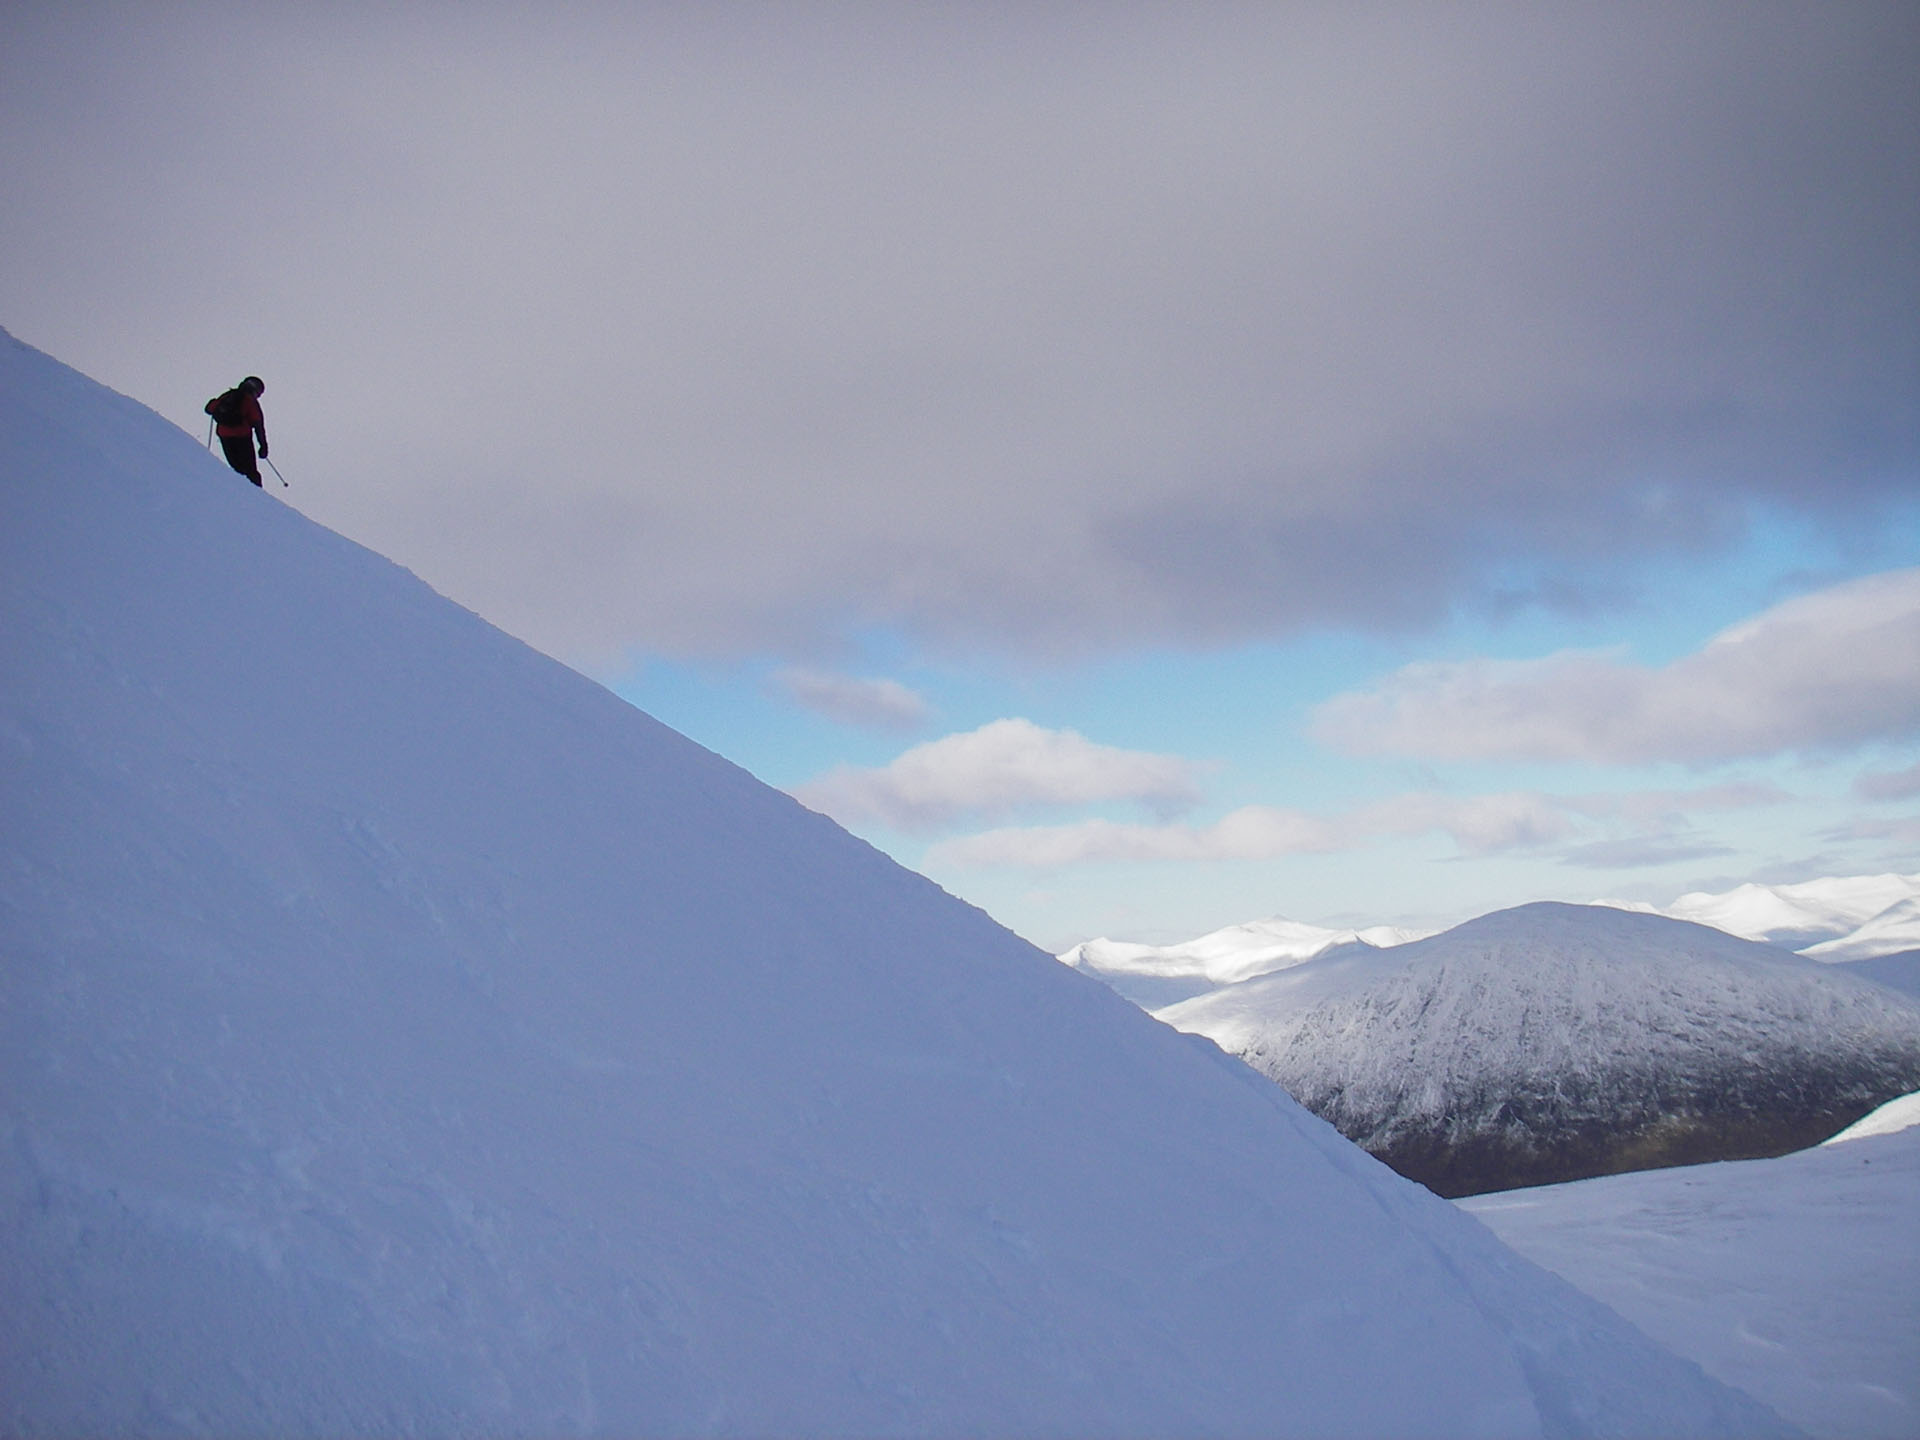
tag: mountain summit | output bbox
[0,330,1788,1437]
[1161,902,1920,1196]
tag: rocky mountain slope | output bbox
[1159,902,1920,1196]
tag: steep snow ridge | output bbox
[1061,916,1429,1008]
[1159,902,1920,1197]
[0,329,1792,1437]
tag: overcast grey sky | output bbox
[4,2,1914,668]
[5,3,1917,945]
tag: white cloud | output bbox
[930,807,1339,868]
[1556,837,1736,870]
[1855,762,1920,803]
[1312,569,1920,765]
[1822,814,1920,849]
[775,668,931,732]
[792,719,1204,833]
[5,8,1913,664]
[1562,783,1793,826]
[1355,791,1576,856]
[929,781,1793,872]
[931,791,1574,869]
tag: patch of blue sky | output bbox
[926,829,1517,951]
[613,657,863,786]
[1441,497,1920,667]
[614,490,1919,952]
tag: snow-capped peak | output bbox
[1593,872,1920,950]
[1059,914,1431,1008]
[1587,872,1920,962]
[1158,901,1920,1196]
[1802,896,1920,962]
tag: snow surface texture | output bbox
[1159,903,1920,1197]
[1463,1124,1920,1440]
[1829,950,1920,999]
[0,329,1797,1437]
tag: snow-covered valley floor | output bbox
[1461,1118,1920,1440]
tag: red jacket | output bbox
[209,392,265,443]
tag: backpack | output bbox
[205,389,248,427]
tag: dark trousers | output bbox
[219,433,262,486]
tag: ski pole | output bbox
[263,455,289,488]
[206,416,215,449]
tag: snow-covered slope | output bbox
[1061,916,1428,1008]
[1463,1124,1920,1440]
[1830,948,1920,998]
[0,329,1795,1437]
[1159,902,1920,1197]
[1822,1089,1920,1144]
[1803,896,1920,961]
[1596,874,1920,950]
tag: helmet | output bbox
[241,376,265,395]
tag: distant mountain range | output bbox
[1061,871,1920,1005]
[1153,903,1920,1196]
[1598,872,1920,956]
[1059,918,1432,1008]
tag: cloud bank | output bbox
[1313,569,1920,765]
[2,5,1913,663]
[775,668,931,732]
[928,790,1573,869]
[1855,763,1920,803]
[929,783,1790,872]
[794,718,1203,833]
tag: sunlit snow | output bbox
[1465,1124,1919,1440]
[0,328,1797,1437]
[1822,1090,1920,1145]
